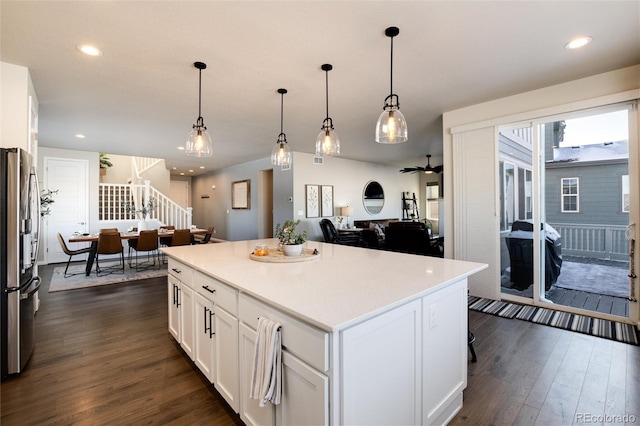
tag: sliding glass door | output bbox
[500,104,636,321]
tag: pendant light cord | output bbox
[325,69,329,119]
[389,34,394,96]
[280,91,284,134]
[198,67,203,119]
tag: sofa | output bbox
[383,221,443,257]
[353,218,399,248]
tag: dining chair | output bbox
[159,225,175,247]
[170,229,192,246]
[129,229,160,271]
[95,231,125,276]
[99,227,118,233]
[192,226,214,244]
[57,233,92,277]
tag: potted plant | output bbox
[99,153,113,176]
[275,219,307,256]
[124,197,156,231]
[40,189,59,217]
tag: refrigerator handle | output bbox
[31,168,41,260]
[20,277,41,300]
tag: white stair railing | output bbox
[99,181,192,228]
[132,156,164,180]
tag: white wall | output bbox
[292,152,418,241]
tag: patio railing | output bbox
[98,180,192,228]
[548,222,629,261]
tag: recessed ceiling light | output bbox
[77,44,103,56]
[565,36,592,50]
[180,172,185,176]
[75,134,85,139]
[188,170,194,173]
[172,167,177,170]
[199,166,205,169]
[177,146,185,151]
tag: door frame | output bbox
[43,157,89,264]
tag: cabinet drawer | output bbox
[168,258,193,286]
[239,294,329,372]
[194,271,238,316]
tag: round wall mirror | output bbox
[363,181,384,214]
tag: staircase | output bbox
[99,180,192,228]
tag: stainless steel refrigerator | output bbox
[1,147,41,380]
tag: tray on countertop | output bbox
[250,248,320,263]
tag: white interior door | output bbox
[44,157,89,264]
[170,180,189,209]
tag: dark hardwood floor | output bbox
[1,264,242,425]
[2,264,639,425]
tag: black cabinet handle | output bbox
[202,285,216,294]
[176,287,181,307]
[209,309,215,338]
[172,268,181,274]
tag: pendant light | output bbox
[185,61,213,157]
[315,64,340,157]
[271,88,292,168]
[375,27,408,144]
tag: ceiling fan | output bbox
[399,155,443,174]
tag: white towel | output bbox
[250,317,282,406]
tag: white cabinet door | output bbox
[180,283,194,360]
[168,276,180,341]
[276,351,329,426]
[340,299,421,426]
[215,306,239,412]
[239,323,275,426]
[194,292,215,383]
[422,279,467,425]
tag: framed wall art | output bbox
[305,184,319,218]
[321,185,334,217]
[232,179,250,209]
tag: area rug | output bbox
[468,296,639,346]
[49,264,168,292]
[552,261,629,298]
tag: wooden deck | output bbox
[547,287,629,317]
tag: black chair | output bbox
[57,233,92,277]
[319,219,362,246]
[192,226,214,244]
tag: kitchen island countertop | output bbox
[162,238,487,332]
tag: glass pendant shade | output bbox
[315,119,340,157]
[271,133,291,167]
[186,118,213,157]
[375,100,408,144]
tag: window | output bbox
[500,161,516,230]
[426,183,439,220]
[622,175,629,213]
[561,177,579,212]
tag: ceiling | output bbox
[2,1,639,176]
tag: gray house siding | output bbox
[545,161,628,226]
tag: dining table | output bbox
[68,228,209,276]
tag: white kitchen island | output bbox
[163,239,487,426]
